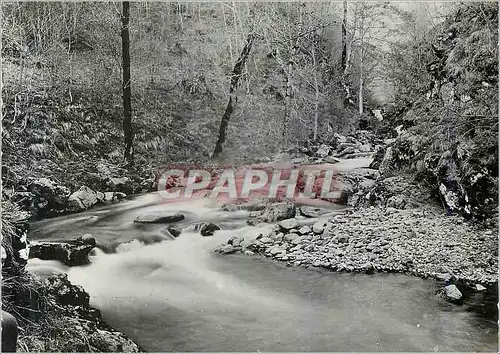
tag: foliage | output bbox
[382,2,498,220]
[1,2,366,168]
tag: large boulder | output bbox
[67,186,98,212]
[378,136,420,176]
[134,212,185,224]
[250,199,296,224]
[430,149,497,219]
[107,177,134,195]
[29,236,97,266]
[221,197,273,212]
[27,178,71,217]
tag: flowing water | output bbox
[26,158,498,352]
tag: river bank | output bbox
[215,202,498,290]
[12,273,143,353]
[1,199,144,352]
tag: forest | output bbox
[1,1,498,352]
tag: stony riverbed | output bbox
[215,204,498,287]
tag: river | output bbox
[26,158,498,352]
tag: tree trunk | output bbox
[341,1,355,108]
[213,34,255,158]
[282,60,293,143]
[311,42,319,142]
[270,49,294,145]
[358,69,364,115]
[358,7,365,116]
[121,1,133,162]
[341,1,347,71]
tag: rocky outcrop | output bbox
[26,178,71,217]
[7,176,130,220]
[42,274,143,352]
[374,134,498,221]
[134,212,185,224]
[346,175,431,210]
[44,273,91,307]
[29,235,97,266]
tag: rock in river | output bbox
[436,285,463,304]
[475,284,487,292]
[29,236,97,266]
[200,222,221,236]
[250,199,296,224]
[134,212,185,224]
[167,226,181,238]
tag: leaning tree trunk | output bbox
[122,1,133,162]
[212,34,255,158]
